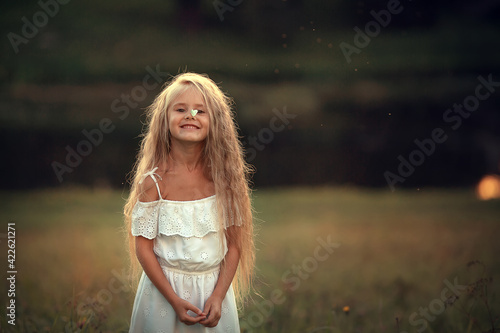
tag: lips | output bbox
[180,124,200,129]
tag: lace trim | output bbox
[131,197,227,239]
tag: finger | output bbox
[200,313,210,326]
[185,303,205,317]
[182,314,206,325]
[201,318,220,328]
[179,302,206,325]
[200,312,220,327]
[202,302,212,317]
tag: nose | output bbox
[185,109,198,119]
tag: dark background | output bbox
[1,0,499,190]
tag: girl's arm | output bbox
[200,226,240,327]
[135,236,207,325]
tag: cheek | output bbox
[168,113,180,128]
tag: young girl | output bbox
[124,73,254,332]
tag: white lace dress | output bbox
[129,170,240,333]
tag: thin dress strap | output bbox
[138,167,163,199]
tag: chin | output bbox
[174,135,207,143]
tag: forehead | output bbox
[171,86,205,108]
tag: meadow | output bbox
[0,187,499,332]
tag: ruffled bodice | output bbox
[131,195,220,239]
[131,195,228,273]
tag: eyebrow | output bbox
[172,102,205,108]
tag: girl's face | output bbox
[168,87,209,145]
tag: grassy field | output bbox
[0,187,499,332]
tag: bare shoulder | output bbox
[138,175,160,202]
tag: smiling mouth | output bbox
[181,124,200,129]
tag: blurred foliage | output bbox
[1,0,500,188]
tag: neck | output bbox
[169,139,205,171]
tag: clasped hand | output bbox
[172,296,222,328]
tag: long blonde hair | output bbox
[124,72,255,304]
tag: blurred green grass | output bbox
[0,187,499,332]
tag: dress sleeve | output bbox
[131,201,159,239]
